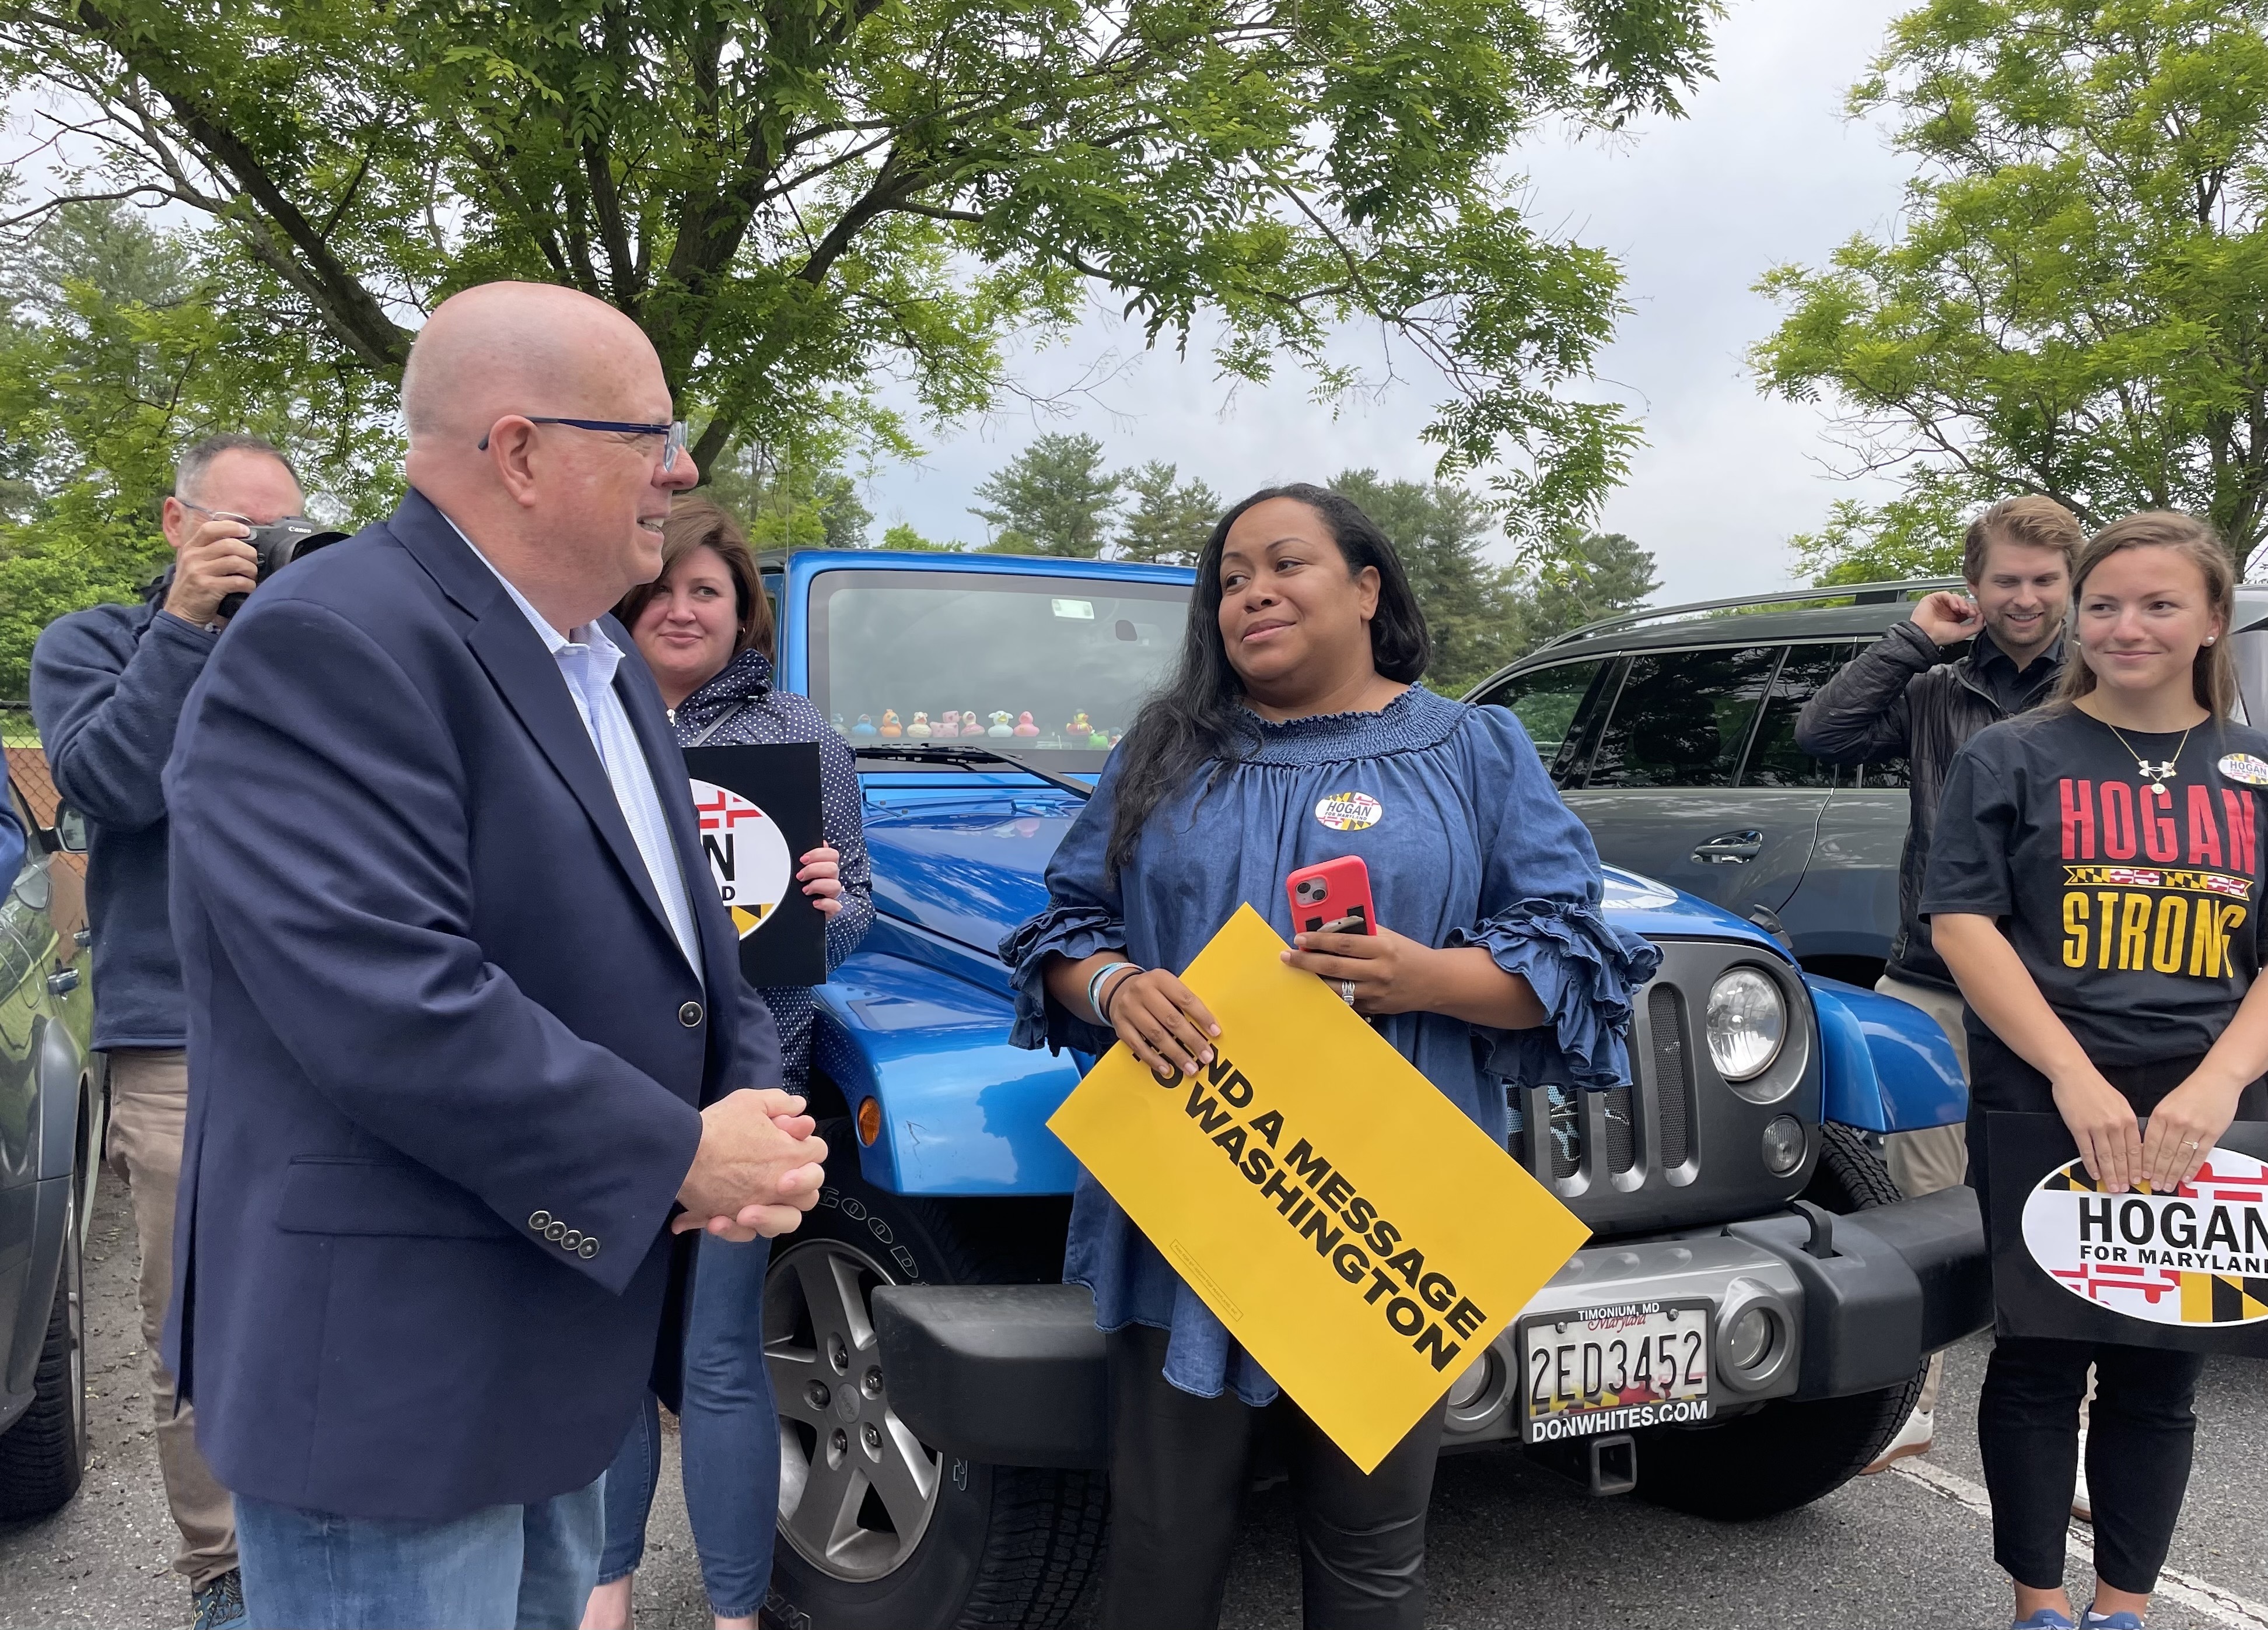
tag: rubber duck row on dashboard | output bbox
[843,709,1058,739]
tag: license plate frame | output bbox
[1517,1298,1714,1443]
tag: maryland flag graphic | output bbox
[688,779,793,940]
[2022,1149,2268,1328]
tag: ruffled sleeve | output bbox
[998,749,1130,1055]
[1452,706,1661,1091]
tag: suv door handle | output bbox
[1692,830,1765,864]
[47,966,80,997]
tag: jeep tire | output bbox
[1636,1124,1928,1520]
[764,1119,1104,1629]
[0,1163,88,1519]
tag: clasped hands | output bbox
[676,1088,830,1241]
[2052,1065,2243,1196]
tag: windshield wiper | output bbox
[852,742,1094,800]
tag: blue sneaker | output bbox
[191,1569,246,1630]
[2013,1613,2076,1630]
[2082,1614,2145,1629]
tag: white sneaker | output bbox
[1863,1406,1934,1473]
[2073,1429,2092,1523]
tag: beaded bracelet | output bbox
[1086,961,1138,1023]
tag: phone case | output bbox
[1286,856,1377,937]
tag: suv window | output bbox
[1581,647,1781,788]
[1742,642,1847,788]
[1473,658,1612,772]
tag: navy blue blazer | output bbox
[162,489,782,1521]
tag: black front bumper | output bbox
[874,1186,1991,1470]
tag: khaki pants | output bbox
[106,1049,237,1589]
[1874,976,1972,1417]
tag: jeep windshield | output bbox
[808,567,1191,770]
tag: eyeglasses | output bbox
[477,417,690,472]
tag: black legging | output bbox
[1966,1035,2261,1594]
[1099,1323,1445,1630]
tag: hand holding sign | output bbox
[1050,905,1591,1471]
[2138,1068,2249,1194]
[1987,1112,2268,1355]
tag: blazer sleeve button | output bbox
[546,1221,568,1242]
[579,1238,600,1259]
[529,1210,551,1231]
[562,1229,583,1249]
[678,1000,704,1028]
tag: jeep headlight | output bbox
[1705,968,1784,1083]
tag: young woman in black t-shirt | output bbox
[1924,511,2268,1630]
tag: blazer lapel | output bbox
[386,493,681,951]
[466,613,682,951]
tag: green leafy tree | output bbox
[1115,461,1220,565]
[971,433,1121,556]
[701,441,874,551]
[0,0,1721,535]
[0,198,398,696]
[1754,0,2268,576]
[880,521,964,552]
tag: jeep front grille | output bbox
[1500,940,1821,1238]
[1650,984,1692,1171]
[1602,1086,1636,1175]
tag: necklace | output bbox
[2096,715,2196,801]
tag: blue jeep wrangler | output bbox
[750,549,1992,1630]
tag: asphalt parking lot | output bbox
[5,1170,2265,1629]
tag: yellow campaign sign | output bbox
[1048,903,1592,1472]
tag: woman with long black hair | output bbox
[1926,511,2268,1630]
[1002,484,1657,1629]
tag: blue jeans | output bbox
[233,1475,604,1629]
[600,1230,778,1618]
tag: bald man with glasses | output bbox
[160,282,827,1629]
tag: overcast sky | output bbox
[863,0,1919,604]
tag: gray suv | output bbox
[1466,579,2268,987]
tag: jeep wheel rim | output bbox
[766,1238,942,1582]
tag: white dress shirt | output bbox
[449,520,704,981]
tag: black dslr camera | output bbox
[217,519,351,618]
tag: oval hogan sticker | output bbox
[1314,791,1382,832]
[2218,753,2268,787]
[2021,1147,2268,1328]
[689,778,794,939]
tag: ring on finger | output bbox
[1338,979,1357,1005]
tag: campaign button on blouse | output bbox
[2218,752,2268,787]
[679,1000,704,1028]
[1314,790,1383,832]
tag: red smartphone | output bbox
[1286,856,1377,938]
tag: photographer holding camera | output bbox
[27,432,313,1630]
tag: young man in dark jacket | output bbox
[27,432,306,1630]
[1795,493,2081,1473]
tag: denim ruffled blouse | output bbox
[999,685,1659,1404]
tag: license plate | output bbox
[1518,1299,1714,1442]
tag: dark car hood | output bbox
[862,794,1783,962]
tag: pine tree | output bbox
[1115,461,1221,565]
[970,434,1121,557]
